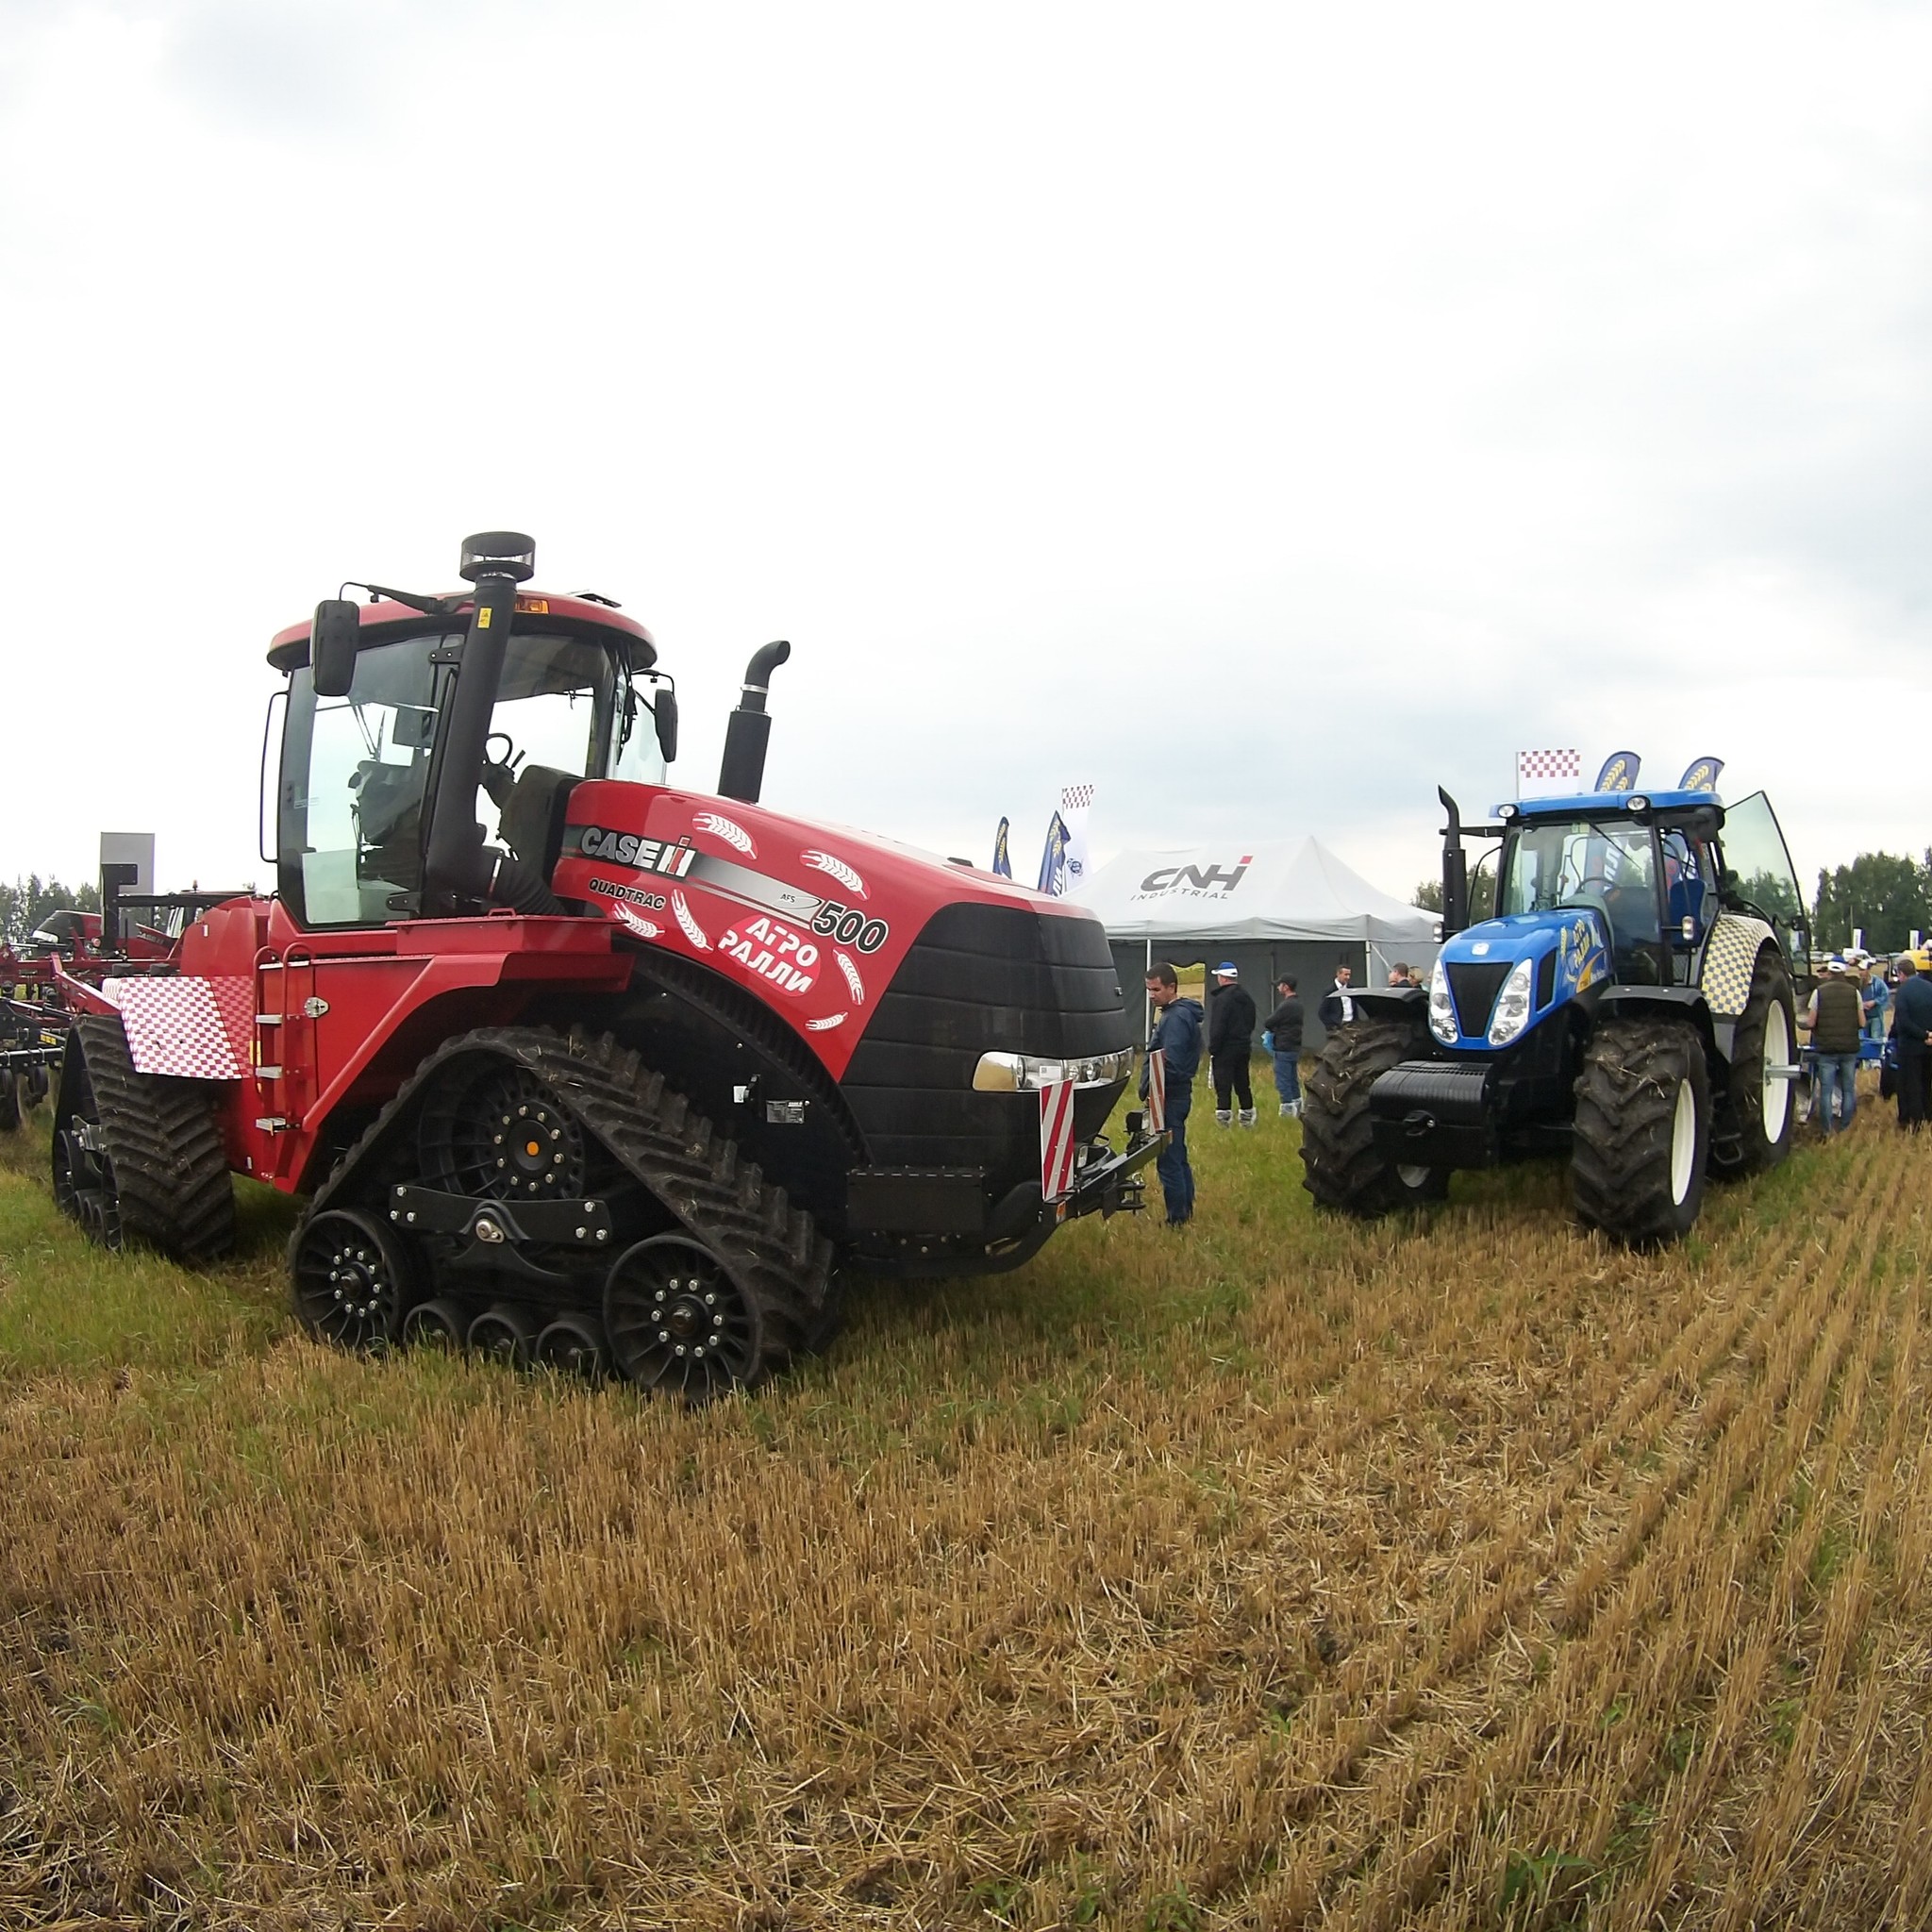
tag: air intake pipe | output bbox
[717,641,791,805]
[423,532,534,913]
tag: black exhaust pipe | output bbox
[1438,786,1470,938]
[717,641,791,805]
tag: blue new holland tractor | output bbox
[1301,768,1809,1245]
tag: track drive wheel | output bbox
[291,1208,413,1351]
[50,1015,236,1262]
[605,1234,764,1401]
[1572,1018,1710,1247]
[1707,947,1797,1179]
[1300,1015,1450,1217]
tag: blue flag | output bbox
[1677,756,1724,793]
[1594,751,1641,792]
[992,817,1012,878]
[1036,812,1071,896]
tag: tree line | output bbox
[0,875,101,950]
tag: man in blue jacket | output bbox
[1140,960,1202,1224]
[1890,955,1932,1130]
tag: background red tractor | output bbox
[28,533,1158,1394]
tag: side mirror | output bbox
[654,686,679,764]
[311,599,362,697]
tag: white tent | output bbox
[1078,837,1437,952]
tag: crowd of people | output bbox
[1802,948,1932,1134]
[1137,945,1926,1227]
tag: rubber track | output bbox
[303,1024,833,1374]
[1300,1015,1438,1216]
[1571,1015,1707,1244]
[72,1014,236,1264]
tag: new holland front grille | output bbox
[1446,960,1513,1038]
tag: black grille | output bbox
[1446,960,1512,1038]
[842,903,1132,1182]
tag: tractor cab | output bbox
[267,535,677,930]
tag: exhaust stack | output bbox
[717,641,791,804]
[1438,786,1470,938]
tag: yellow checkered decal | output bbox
[1700,914,1772,1017]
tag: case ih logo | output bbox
[1134,855,1254,900]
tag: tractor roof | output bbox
[268,593,656,673]
[1493,788,1725,822]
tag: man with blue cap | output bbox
[1208,961,1258,1127]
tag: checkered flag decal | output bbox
[1517,748,1581,799]
[1059,783,1094,811]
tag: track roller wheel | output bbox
[291,1208,412,1351]
[605,1233,763,1400]
[468,1303,538,1366]
[535,1315,608,1378]
[402,1297,466,1352]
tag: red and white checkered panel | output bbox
[1059,783,1095,812]
[100,976,250,1080]
[1517,747,1581,799]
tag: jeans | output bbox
[1814,1053,1857,1134]
[1156,1108,1194,1224]
[1273,1050,1301,1106]
[1867,1008,1889,1047]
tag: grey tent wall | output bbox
[1109,939,1377,1051]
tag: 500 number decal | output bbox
[809,901,889,951]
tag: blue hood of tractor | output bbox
[1433,909,1610,1048]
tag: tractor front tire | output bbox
[1301,1016,1449,1218]
[1572,1018,1709,1247]
[1707,947,1797,1179]
[52,1016,237,1264]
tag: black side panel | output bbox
[842,904,1133,1188]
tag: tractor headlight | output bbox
[972,1046,1136,1092]
[1487,957,1536,1046]
[1428,958,1457,1045]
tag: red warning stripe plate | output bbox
[1039,1079,1078,1202]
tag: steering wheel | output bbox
[481,731,524,809]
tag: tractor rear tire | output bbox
[1707,947,1797,1179]
[1301,1016,1450,1218]
[52,1016,236,1263]
[1572,1018,1709,1247]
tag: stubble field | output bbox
[2,1082,1929,1930]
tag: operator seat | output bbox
[499,763,582,879]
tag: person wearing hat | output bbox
[1858,953,1890,1049]
[1804,956,1863,1136]
[1264,974,1306,1118]
[1207,961,1258,1127]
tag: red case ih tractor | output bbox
[30,534,1159,1394]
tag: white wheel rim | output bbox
[1761,1003,1790,1140]
[1396,1163,1433,1190]
[1670,1078,1697,1206]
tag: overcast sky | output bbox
[2,1,1926,907]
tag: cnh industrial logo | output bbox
[1134,855,1254,899]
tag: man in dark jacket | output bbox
[1264,974,1306,1118]
[1207,962,1258,1127]
[1890,955,1932,1131]
[1317,961,1356,1033]
[1140,961,1202,1224]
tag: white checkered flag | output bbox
[1516,747,1581,801]
[1058,782,1093,895]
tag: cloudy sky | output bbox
[2,1,1926,908]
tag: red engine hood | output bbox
[552,781,1101,1078]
